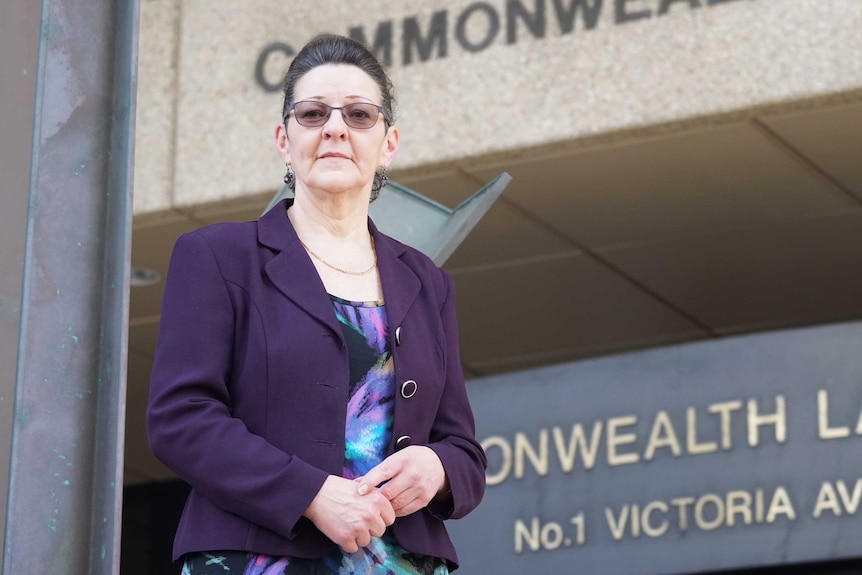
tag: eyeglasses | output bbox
[285,100,388,130]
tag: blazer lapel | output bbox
[372,220,421,330]
[258,200,344,341]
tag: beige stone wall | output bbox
[133,0,862,216]
[134,0,180,219]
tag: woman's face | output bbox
[276,64,398,200]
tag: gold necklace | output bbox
[300,235,377,276]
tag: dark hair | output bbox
[281,34,396,126]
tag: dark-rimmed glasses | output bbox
[285,100,388,130]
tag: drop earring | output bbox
[283,164,295,190]
[370,166,389,202]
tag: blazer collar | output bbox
[258,199,421,337]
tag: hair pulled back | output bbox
[281,35,396,126]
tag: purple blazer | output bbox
[146,199,486,569]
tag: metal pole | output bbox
[0,0,42,550]
[2,0,139,573]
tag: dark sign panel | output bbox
[450,321,862,574]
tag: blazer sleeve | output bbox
[426,271,487,520]
[146,231,328,539]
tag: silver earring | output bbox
[283,165,295,190]
[370,167,389,202]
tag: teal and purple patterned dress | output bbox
[182,296,448,575]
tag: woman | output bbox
[146,34,486,574]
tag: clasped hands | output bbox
[304,445,448,552]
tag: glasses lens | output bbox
[293,101,330,127]
[291,101,382,129]
[342,103,380,129]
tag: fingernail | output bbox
[357,484,369,495]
